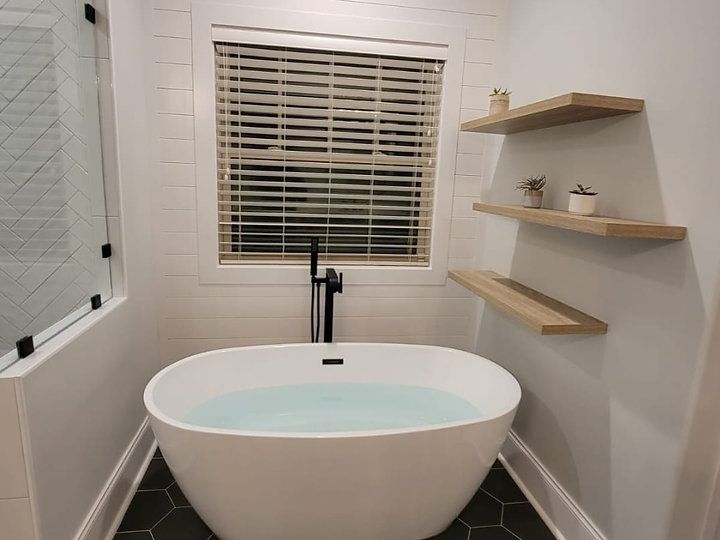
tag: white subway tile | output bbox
[465,39,495,64]
[163,316,308,339]
[461,85,491,110]
[448,257,475,270]
[157,113,194,139]
[157,138,195,163]
[463,61,495,86]
[153,36,192,64]
[451,217,479,239]
[161,277,308,298]
[0,379,28,499]
[155,89,193,115]
[457,131,486,154]
[153,9,192,38]
[344,0,500,16]
[449,237,476,259]
[155,62,193,90]
[164,297,308,319]
[452,196,479,218]
[155,162,196,187]
[454,175,483,197]
[465,14,497,39]
[335,297,472,318]
[460,107,488,123]
[455,153,484,176]
[161,186,196,210]
[0,498,34,540]
[163,296,472,320]
[160,209,197,232]
[161,232,198,255]
[162,254,198,276]
[163,315,468,340]
[153,0,191,11]
[334,316,468,339]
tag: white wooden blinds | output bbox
[214,41,444,265]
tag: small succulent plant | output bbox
[490,87,511,96]
[516,174,547,191]
[569,184,597,195]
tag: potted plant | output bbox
[489,88,511,115]
[516,174,547,208]
[568,184,598,215]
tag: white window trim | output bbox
[192,3,465,285]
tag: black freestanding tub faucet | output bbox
[309,238,343,343]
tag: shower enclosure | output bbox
[0,1,111,371]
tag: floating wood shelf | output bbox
[474,203,686,240]
[449,270,608,335]
[461,93,644,134]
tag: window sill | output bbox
[198,262,450,286]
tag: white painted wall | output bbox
[475,0,720,539]
[0,1,160,538]
[149,0,504,365]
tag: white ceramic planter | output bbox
[489,95,510,115]
[522,190,543,208]
[568,193,597,215]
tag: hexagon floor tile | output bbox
[114,451,555,540]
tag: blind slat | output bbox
[215,40,443,266]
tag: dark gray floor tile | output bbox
[114,533,153,540]
[491,459,504,469]
[167,481,190,507]
[139,458,174,490]
[154,447,163,458]
[458,489,502,527]
[117,490,173,532]
[481,469,527,503]
[152,507,213,540]
[503,502,555,540]
[469,525,521,539]
[424,519,470,539]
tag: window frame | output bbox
[192,3,465,285]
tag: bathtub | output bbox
[144,343,521,540]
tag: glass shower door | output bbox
[0,1,112,371]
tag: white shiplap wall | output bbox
[150,0,501,364]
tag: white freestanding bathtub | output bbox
[144,343,521,540]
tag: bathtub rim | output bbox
[144,342,521,440]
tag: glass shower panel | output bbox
[0,1,112,370]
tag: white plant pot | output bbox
[568,193,597,215]
[489,95,510,115]
[522,190,543,208]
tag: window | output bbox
[214,42,444,267]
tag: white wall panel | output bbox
[149,0,504,363]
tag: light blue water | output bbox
[184,383,481,432]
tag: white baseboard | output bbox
[76,418,156,540]
[500,430,605,540]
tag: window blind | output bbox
[214,41,444,266]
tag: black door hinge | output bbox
[16,336,34,359]
[101,243,111,258]
[90,294,102,310]
[84,3,96,24]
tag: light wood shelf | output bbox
[461,93,644,134]
[449,270,608,335]
[474,203,686,240]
